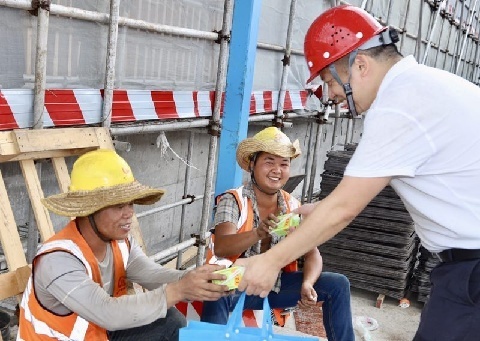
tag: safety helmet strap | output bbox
[328,50,359,118]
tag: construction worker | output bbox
[18,149,229,341]
[236,5,480,341]
[201,127,354,340]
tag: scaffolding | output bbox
[0,0,479,300]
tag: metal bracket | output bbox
[29,0,51,16]
[281,54,290,66]
[214,29,231,44]
[207,119,221,137]
[182,194,196,204]
[191,233,207,247]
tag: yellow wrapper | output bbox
[212,266,245,290]
[269,213,301,237]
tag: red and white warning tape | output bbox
[0,89,308,130]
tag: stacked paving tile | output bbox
[410,245,440,303]
[315,145,419,300]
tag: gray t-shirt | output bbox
[34,236,186,331]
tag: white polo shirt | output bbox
[345,55,480,253]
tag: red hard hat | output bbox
[304,5,387,83]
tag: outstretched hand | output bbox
[168,264,230,304]
[235,254,281,298]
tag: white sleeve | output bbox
[345,109,436,178]
[34,251,171,331]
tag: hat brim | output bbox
[42,181,164,217]
[236,138,301,171]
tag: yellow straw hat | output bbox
[42,149,164,217]
[236,127,301,171]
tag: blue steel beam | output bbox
[215,0,262,196]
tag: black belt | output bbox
[436,248,480,262]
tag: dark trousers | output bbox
[108,307,187,341]
[414,259,480,341]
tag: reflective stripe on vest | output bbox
[18,222,130,340]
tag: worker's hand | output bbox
[256,213,279,239]
[297,282,318,309]
[293,203,317,217]
[235,254,281,298]
[170,264,230,304]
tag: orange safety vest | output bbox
[18,220,130,341]
[207,186,300,272]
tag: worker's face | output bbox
[93,203,134,240]
[319,57,369,114]
[251,152,290,192]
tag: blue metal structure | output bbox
[214,0,262,196]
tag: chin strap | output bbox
[328,51,359,118]
[88,214,112,242]
[250,172,279,196]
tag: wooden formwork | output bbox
[0,127,142,306]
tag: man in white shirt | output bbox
[236,5,480,341]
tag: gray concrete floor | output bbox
[275,286,423,340]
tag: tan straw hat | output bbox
[236,127,301,171]
[42,149,164,217]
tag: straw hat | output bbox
[236,127,301,171]
[42,149,164,217]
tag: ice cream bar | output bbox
[269,213,301,237]
[212,266,245,290]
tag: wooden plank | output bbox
[0,270,29,301]
[20,159,55,241]
[95,127,115,149]
[52,157,70,193]
[0,148,94,164]
[0,170,27,271]
[15,265,32,295]
[130,215,146,253]
[14,128,100,153]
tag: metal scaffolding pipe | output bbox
[275,0,297,124]
[257,42,303,55]
[0,0,217,40]
[28,1,50,262]
[456,0,480,74]
[196,0,233,268]
[110,112,319,136]
[307,123,323,202]
[102,0,120,128]
[32,4,50,129]
[0,0,309,55]
[452,1,466,73]
[422,0,447,65]
[136,194,205,218]
[301,122,315,204]
[151,237,197,263]
[176,131,195,268]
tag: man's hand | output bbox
[166,264,230,306]
[256,213,279,239]
[235,254,281,297]
[297,282,318,309]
